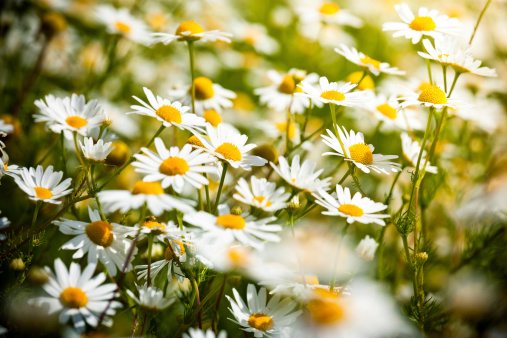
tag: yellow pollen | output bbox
[215,143,242,161]
[360,56,381,69]
[438,53,450,58]
[187,135,208,147]
[203,109,222,127]
[278,75,296,94]
[131,181,164,195]
[66,116,88,129]
[376,103,397,119]
[155,105,182,124]
[159,157,190,176]
[60,287,88,309]
[348,143,373,165]
[319,2,340,15]
[193,77,215,100]
[175,21,205,36]
[216,214,246,230]
[4,163,7,171]
[409,16,436,31]
[320,90,345,102]
[276,122,296,139]
[115,21,131,33]
[248,313,274,331]
[165,240,186,260]
[417,85,447,104]
[295,275,320,285]
[338,204,364,217]
[307,297,344,324]
[34,187,52,199]
[85,221,114,247]
[346,71,374,91]
[143,220,165,230]
[252,196,272,207]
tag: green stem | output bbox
[329,104,347,156]
[469,0,493,44]
[285,96,294,154]
[60,131,68,177]
[401,234,417,296]
[188,41,196,114]
[426,59,433,85]
[204,173,211,212]
[73,131,86,169]
[330,223,350,289]
[27,201,42,257]
[197,188,203,211]
[443,65,447,93]
[191,277,202,329]
[301,100,312,139]
[147,235,153,286]
[350,166,367,196]
[213,163,228,215]
[447,72,460,98]
[385,168,403,206]
[338,167,351,185]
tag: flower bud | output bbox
[252,144,278,164]
[105,141,130,166]
[355,235,378,261]
[287,196,300,211]
[10,258,25,271]
[415,252,428,265]
[27,266,49,285]
[231,206,242,215]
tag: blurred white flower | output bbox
[96,5,151,45]
[355,235,379,261]
[335,44,405,76]
[271,155,331,193]
[79,137,114,162]
[152,20,232,45]
[126,284,175,312]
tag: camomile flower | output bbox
[297,77,365,107]
[401,132,437,174]
[129,87,206,134]
[397,85,470,110]
[231,21,279,55]
[334,44,405,76]
[0,211,10,241]
[313,185,389,225]
[183,328,227,338]
[34,94,105,139]
[296,1,362,28]
[233,176,290,212]
[270,155,331,193]
[356,235,379,261]
[197,123,267,171]
[55,206,137,276]
[197,243,261,275]
[382,3,462,44]
[134,219,188,243]
[322,128,401,174]
[168,77,236,113]
[14,165,72,204]
[79,137,114,163]
[1,146,20,180]
[260,271,340,299]
[132,138,216,193]
[226,283,302,338]
[151,20,232,45]
[30,259,121,332]
[184,205,282,250]
[98,180,194,216]
[126,285,175,312]
[95,5,150,45]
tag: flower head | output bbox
[335,44,405,76]
[297,77,365,107]
[126,284,175,312]
[14,165,72,204]
[96,5,151,44]
[233,176,290,212]
[152,20,232,44]
[79,137,115,162]
[270,155,331,193]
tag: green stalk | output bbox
[73,131,86,169]
[469,0,493,44]
[188,41,196,114]
[426,59,433,85]
[27,201,42,257]
[204,173,211,212]
[213,163,228,215]
[443,65,447,93]
[147,234,154,286]
[338,167,351,185]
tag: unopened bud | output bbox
[415,252,428,265]
[227,275,242,287]
[105,141,130,166]
[28,266,49,284]
[231,206,242,215]
[288,196,300,211]
[252,144,278,164]
[10,258,25,271]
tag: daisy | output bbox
[296,1,362,28]
[55,206,137,276]
[398,85,470,110]
[126,284,175,312]
[79,137,114,163]
[134,219,188,243]
[183,328,227,338]
[260,270,340,299]
[1,145,20,180]
[334,44,405,76]
[132,138,216,193]
[321,128,401,174]
[226,283,302,337]
[95,5,150,45]
[260,118,300,144]
[270,155,331,193]
[34,94,105,139]
[14,165,72,204]
[233,176,290,212]
[297,77,365,107]
[30,259,121,332]
[151,20,232,45]
[313,185,389,225]
[231,21,279,55]
[0,211,10,241]
[382,3,462,44]
[355,235,378,261]
[401,132,437,174]
[98,180,194,216]
[197,123,267,171]
[197,243,260,274]
[129,87,206,134]
[183,205,282,250]
[168,77,236,113]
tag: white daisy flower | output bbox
[382,3,462,44]
[98,180,194,216]
[313,185,389,226]
[355,235,379,261]
[183,205,282,250]
[34,94,105,139]
[79,137,114,163]
[401,132,437,174]
[297,77,365,107]
[134,219,188,243]
[14,165,72,204]
[168,77,236,113]
[260,272,338,299]
[321,128,401,175]
[126,284,175,312]
[198,123,267,171]
[296,1,363,28]
[334,44,405,76]
[197,243,260,274]
[55,206,137,276]
[231,21,279,55]
[132,138,216,193]
[1,146,20,180]
[398,85,470,110]
[30,259,121,332]
[0,120,14,134]
[95,5,151,45]
[0,211,10,241]
[270,155,331,193]
[233,176,290,212]
[226,283,302,338]
[183,328,227,338]
[152,20,232,45]
[129,87,206,134]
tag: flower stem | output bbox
[188,41,196,114]
[338,167,351,184]
[213,163,228,215]
[469,0,493,44]
[27,201,42,257]
[425,59,433,85]
[442,65,447,93]
[73,131,86,169]
[147,234,153,287]
[204,173,211,212]
[191,277,202,329]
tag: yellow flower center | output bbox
[155,105,182,124]
[320,90,345,102]
[159,157,190,176]
[295,275,320,285]
[348,143,373,165]
[34,187,52,199]
[360,56,381,69]
[278,75,296,94]
[193,77,215,100]
[409,16,436,31]
[164,240,186,260]
[248,313,274,331]
[319,2,340,15]
[65,116,88,129]
[307,290,344,325]
[438,53,450,58]
[346,71,374,91]
[215,143,242,161]
[115,21,131,33]
[227,247,249,267]
[338,204,364,217]
[203,109,222,127]
[60,287,88,309]
[175,21,205,36]
[376,103,397,119]
[143,220,165,230]
[187,135,206,147]
[216,214,246,230]
[417,85,447,104]
[276,122,296,139]
[131,181,165,195]
[85,221,114,247]
[252,196,272,207]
